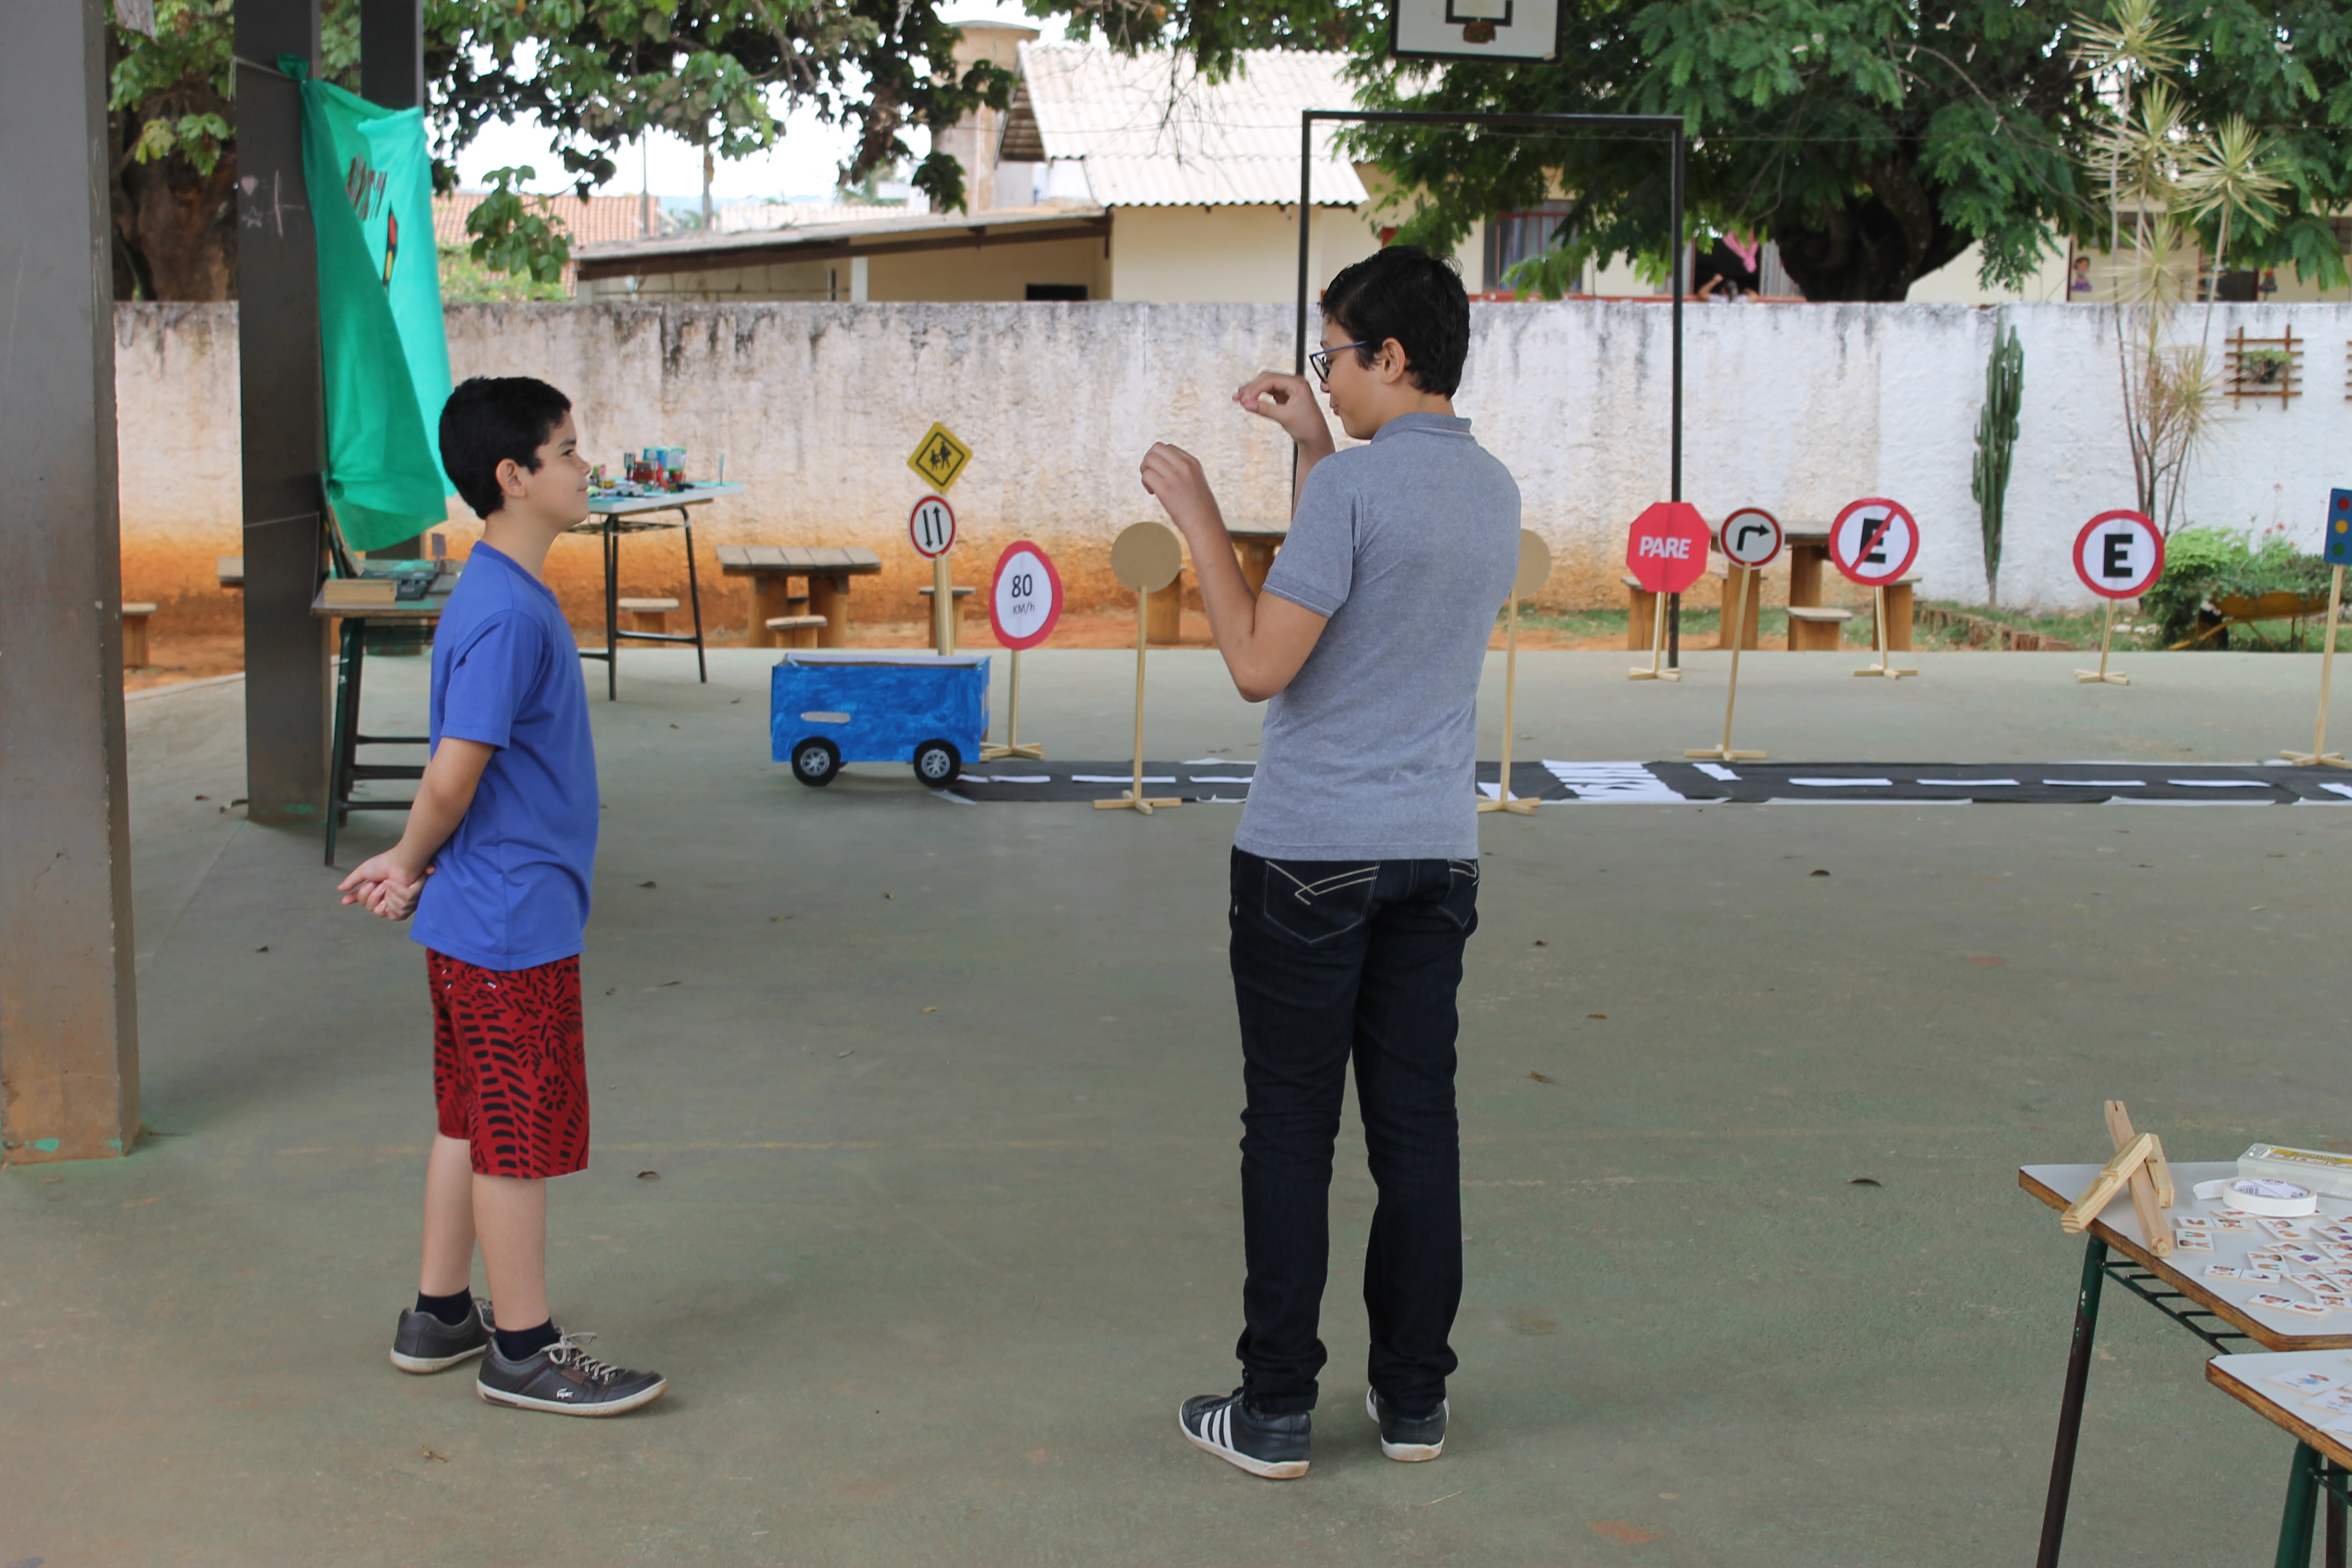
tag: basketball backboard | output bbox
[1389,0,1563,62]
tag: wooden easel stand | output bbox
[2282,564,2351,767]
[2073,598,2131,685]
[1095,589,1180,813]
[1852,584,1917,679]
[1629,583,1681,681]
[932,554,954,656]
[1479,592,1538,814]
[981,646,1044,761]
[1688,562,1766,762]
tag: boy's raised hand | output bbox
[1140,442,1223,539]
[1234,372,1333,453]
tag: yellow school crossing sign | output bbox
[907,422,973,491]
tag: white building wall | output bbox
[113,299,2352,630]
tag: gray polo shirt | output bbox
[1234,412,1521,862]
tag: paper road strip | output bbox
[1789,777,1893,787]
[1915,778,2021,786]
[2044,778,2146,787]
[1181,758,1251,766]
[2327,785,2352,801]
[1188,776,1257,784]
[959,775,1050,784]
[1692,763,1740,781]
[2166,778,2272,788]
[1070,775,1177,783]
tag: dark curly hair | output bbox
[1320,244,1470,398]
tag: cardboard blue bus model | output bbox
[771,650,989,788]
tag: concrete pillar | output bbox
[236,0,330,825]
[0,0,141,1162]
[360,0,423,109]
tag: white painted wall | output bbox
[115,299,2352,630]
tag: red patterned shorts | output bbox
[428,950,590,1179]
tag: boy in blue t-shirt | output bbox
[337,376,666,1417]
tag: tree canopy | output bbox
[107,0,1011,300]
[1036,0,2352,302]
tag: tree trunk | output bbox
[1770,158,1972,302]
[115,149,238,301]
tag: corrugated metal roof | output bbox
[1005,45,1365,208]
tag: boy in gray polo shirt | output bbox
[1140,246,1520,1479]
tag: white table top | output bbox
[2209,1351,2352,1466]
[585,482,744,517]
[2024,1162,2352,1348]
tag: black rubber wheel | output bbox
[790,737,841,787]
[911,739,962,788]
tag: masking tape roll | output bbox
[2193,1176,2319,1216]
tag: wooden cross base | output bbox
[1628,667,1683,682]
[1685,746,1766,761]
[2073,669,2131,685]
[1477,795,1539,815]
[1093,791,1181,814]
[2280,749,2352,769]
[981,742,1044,760]
[2056,1099,2175,1255]
[1852,663,1918,679]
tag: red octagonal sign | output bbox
[1625,502,1711,594]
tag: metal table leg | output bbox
[2037,1236,2109,1568]
[2278,1442,2322,1568]
[324,616,364,867]
[603,517,618,701]
[681,513,707,683]
[2329,1456,2346,1568]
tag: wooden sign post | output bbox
[1097,522,1184,814]
[2070,510,2164,687]
[908,494,959,655]
[1480,530,1551,815]
[1828,497,1919,680]
[1689,507,1781,763]
[982,540,1062,761]
[2283,488,2352,767]
[2056,1100,2173,1255]
[1625,502,1709,682]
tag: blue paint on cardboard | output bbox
[771,652,989,766]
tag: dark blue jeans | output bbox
[1228,846,1478,1418]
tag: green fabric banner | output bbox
[287,58,455,552]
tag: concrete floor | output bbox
[8,646,2352,1566]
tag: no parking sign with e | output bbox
[1830,498,1919,586]
[2072,510,2164,598]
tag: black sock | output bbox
[494,1319,560,1362]
[414,1288,474,1327]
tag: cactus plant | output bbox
[1972,322,2023,606]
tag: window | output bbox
[1025,284,1087,302]
[1484,202,1579,294]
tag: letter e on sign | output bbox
[1829,498,1919,588]
[2071,510,2163,599]
[909,495,957,559]
[989,540,1064,650]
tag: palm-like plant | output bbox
[2180,115,2288,339]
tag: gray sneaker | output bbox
[390,1297,493,1374]
[1366,1387,1447,1461]
[476,1330,668,1417]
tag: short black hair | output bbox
[439,375,573,520]
[1320,245,1471,398]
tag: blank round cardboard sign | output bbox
[1513,530,1552,599]
[1112,520,1183,592]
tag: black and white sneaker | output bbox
[1366,1388,1447,1461]
[390,1297,493,1374]
[1178,1389,1311,1479]
[476,1330,668,1417]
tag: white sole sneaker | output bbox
[1177,1404,1310,1479]
[390,1343,488,1374]
[477,1376,668,1417]
[1368,1390,1446,1461]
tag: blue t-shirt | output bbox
[411,543,598,970]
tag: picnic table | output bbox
[714,545,884,649]
[573,482,744,699]
[1228,520,1288,594]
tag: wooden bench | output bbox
[216,556,244,590]
[1622,573,1658,651]
[1788,605,1852,651]
[715,545,885,649]
[122,602,156,667]
[764,614,828,648]
[1883,573,1921,652]
[618,596,679,634]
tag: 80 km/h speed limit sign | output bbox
[1830,497,1919,587]
[989,541,1064,650]
[2071,509,2164,599]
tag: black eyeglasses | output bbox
[1308,340,1372,383]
